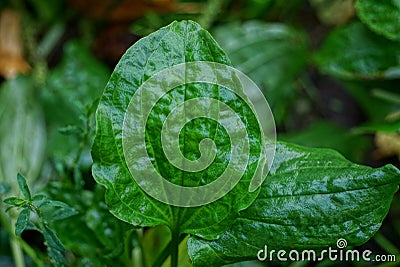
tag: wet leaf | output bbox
[92,20,263,239]
[188,142,400,266]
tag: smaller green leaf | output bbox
[52,207,78,221]
[3,197,26,206]
[17,173,31,200]
[354,120,400,134]
[41,200,72,208]
[371,88,400,105]
[43,225,65,251]
[345,84,396,122]
[57,125,82,136]
[39,200,78,220]
[32,193,47,201]
[36,199,70,209]
[32,193,48,207]
[47,247,66,266]
[356,0,400,41]
[315,22,400,80]
[15,208,30,235]
[45,184,133,264]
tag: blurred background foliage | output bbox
[0,0,399,266]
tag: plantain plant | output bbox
[1,1,400,266]
[91,20,400,267]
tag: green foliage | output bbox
[213,21,308,123]
[280,120,370,163]
[44,184,134,266]
[42,41,109,168]
[92,20,261,239]
[1,1,400,267]
[92,20,400,267]
[315,22,400,80]
[356,0,400,41]
[3,174,77,266]
[0,77,46,196]
[16,174,31,201]
[187,142,399,266]
[15,208,30,235]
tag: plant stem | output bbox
[10,229,25,267]
[170,227,180,267]
[152,241,171,267]
[0,204,44,266]
[152,234,186,267]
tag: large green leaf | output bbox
[0,76,46,196]
[92,21,263,239]
[315,22,400,80]
[188,142,400,266]
[356,0,400,42]
[213,21,308,124]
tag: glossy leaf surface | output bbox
[315,22,400,80]
[188,142,400,266]
[92,20,263,238]
[356,0,400,41]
